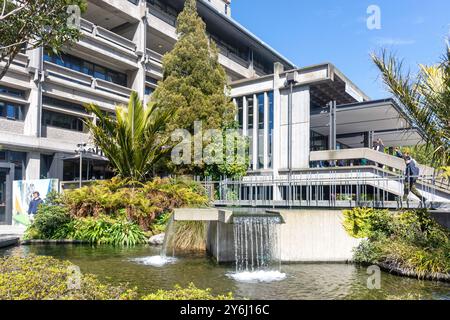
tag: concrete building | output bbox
[0,0,448,224]
[0,0,297,224]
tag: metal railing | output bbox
[199,166,450,209]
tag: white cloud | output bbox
[372,37,416,46]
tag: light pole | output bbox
[285,72,298,204]
[75,143,87,188]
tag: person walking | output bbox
[28,191,43,221]
[403,156,426,202]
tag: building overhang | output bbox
[311,98,425,147]
[167,0,296,70]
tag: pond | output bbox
[1,244,449,300]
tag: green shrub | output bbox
[0,255,137,300]
[353,240,382,264]
[25,204,72,240]
[172,221,207,251]
[344,207,450,279]
[342,207,375,238]
[69,216,147,246]
[0,255,234,300]
[141,283,233,300]
[62,177,209,230]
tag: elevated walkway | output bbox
[211,148,450,209]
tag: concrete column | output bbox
[49,153,65,181]
[280,86,310,169]
[131,3,147,100]
[24,47,43,137]
[25,152,41,180]
[272,62,284,201]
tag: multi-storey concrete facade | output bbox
[1,0,448,224]
[0,0,298,223]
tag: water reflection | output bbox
[1,245,449,300]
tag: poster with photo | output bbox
[12,179,59,226]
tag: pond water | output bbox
[1,244,449,300]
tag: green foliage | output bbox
[84,92,173,182]
[342,207,376,238]
[172,221,207,251]
[25,203,71,240]
[0,255,137,300]
[152,0,235,133]
[372,45,450,167]
[344,207,450,279]
[0,256,234,300]
[69,216,147,246]
[0,0,87,80]
[63,177,209,230]
[203,121,250,180]
[141,283,233,300]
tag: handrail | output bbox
[80,18,137,53]
[310,148,406,171]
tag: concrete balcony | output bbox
[0,118,24,135]
[144,48,163,79]
[0,53,31,89]
[78,19,139,69]
[43,61,131,105]
[146,7,253,80]
[41,125,90,143]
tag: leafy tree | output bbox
[151,0,236,134]
[84,92,173,182]
[203,121,250,180]
[372,44,450,169]
[0,0,86,80]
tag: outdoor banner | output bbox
[12,179,59,226]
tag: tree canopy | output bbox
[151,0,235,133]
[0,0,86,80]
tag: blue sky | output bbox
[231,0,450,99]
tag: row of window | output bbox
[235,92,274,170]
[42,110,84,132]
[0,101,23,120]
[44,51,128,87]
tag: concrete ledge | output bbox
[0,236,20,249]
[21,239,89,245]
[173,208,220,221]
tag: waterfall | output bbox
[232,215,282,273]
[160,214,175,257]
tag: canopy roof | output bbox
[310,99,424,147]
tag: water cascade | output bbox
[228,214,286,282]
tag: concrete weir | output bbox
[173,208,361,263]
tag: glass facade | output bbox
[257,93,265,169]
[267,91,274,168]
[44,51,128,87]
[246,95,254,169]
[0,101,23,120]
[236,97,243,129]
[42,110,84,132]
[0,150,25,180]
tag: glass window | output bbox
[44,51,127,86]
[236,97,243,129]
[145,86,154,96]
[0,101,22,120]
[0,85,25,98]
[257,93,265,169]
[94,66,106,80]
[267,91,274,168]
[42,110,84,132]
[246,96,254,169]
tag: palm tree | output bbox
[84,92,173,182]
[371,44,450,169]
